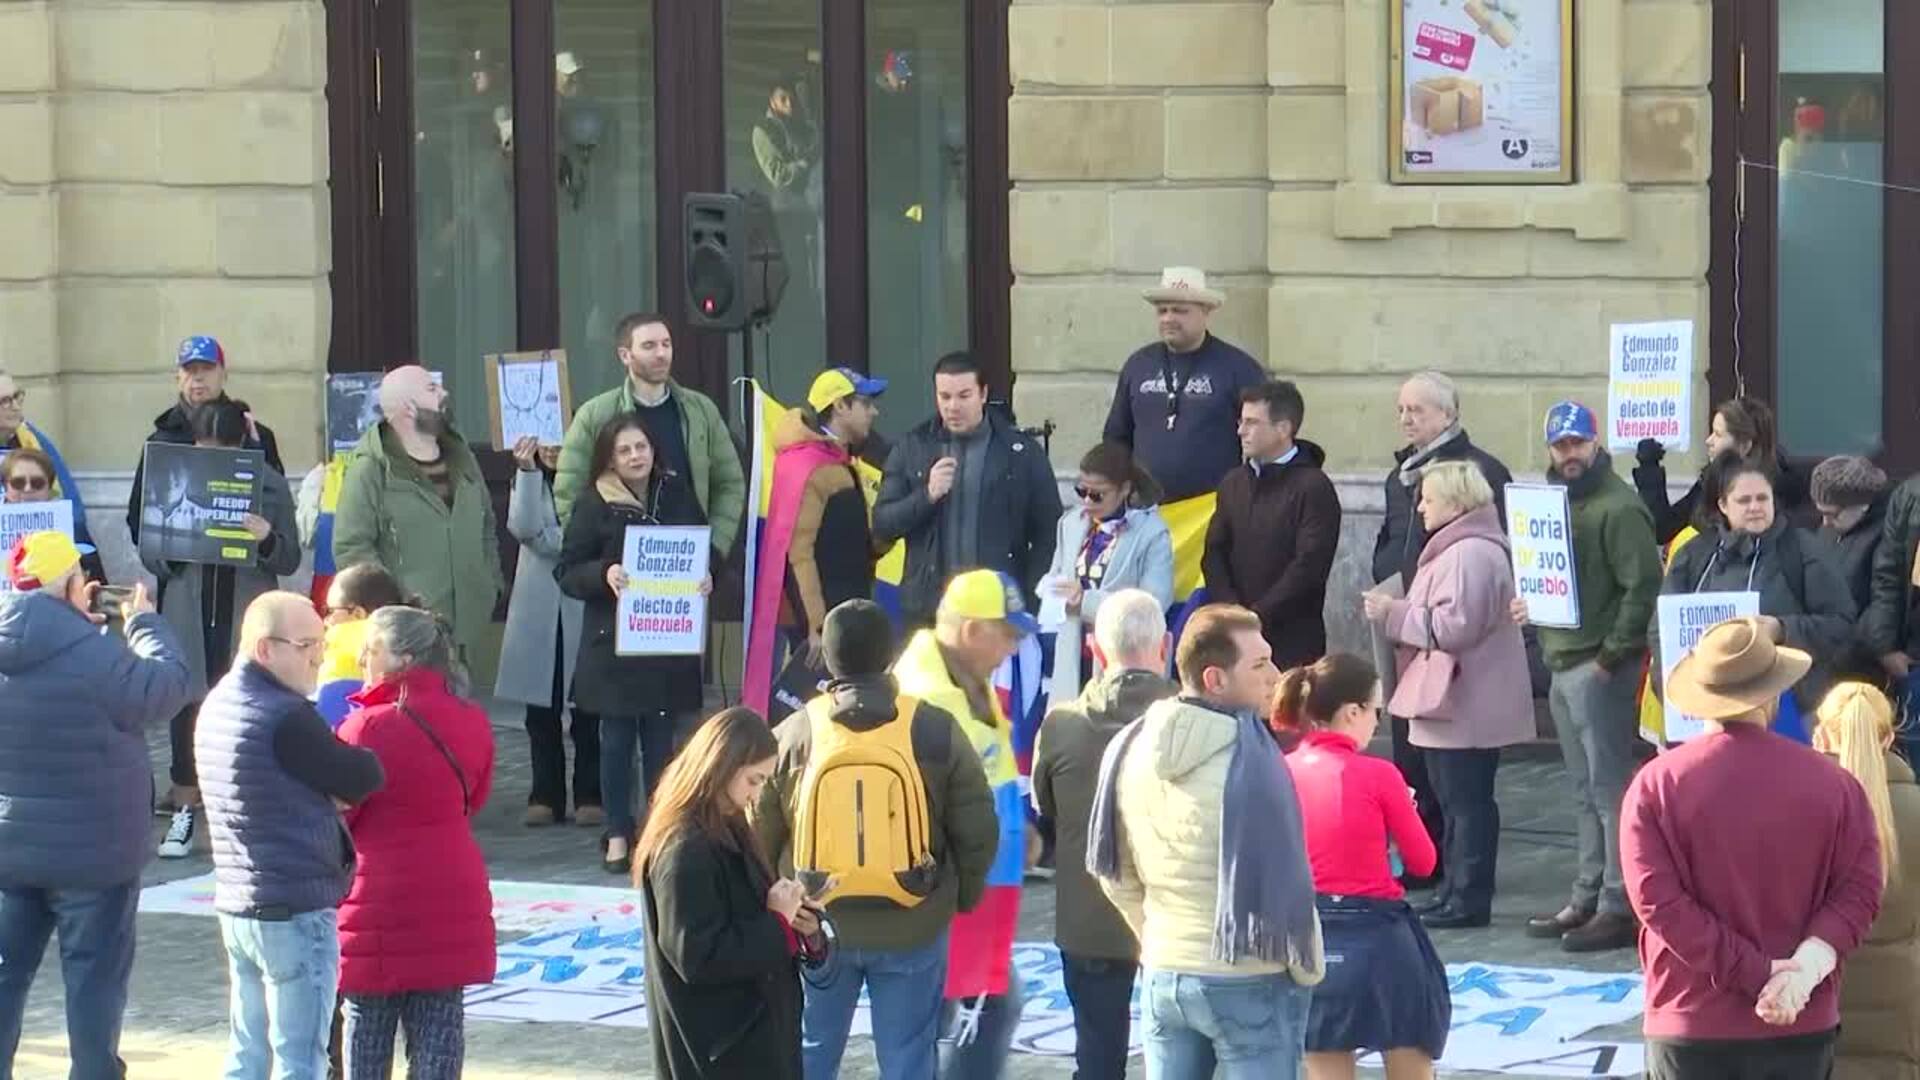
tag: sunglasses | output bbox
[5,475,48,493]
[1074,484,1117,501]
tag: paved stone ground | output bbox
[6,703,1639,1078]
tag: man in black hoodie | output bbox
[752,599,998,1080]
[1033,589,1174,1080]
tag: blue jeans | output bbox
[938,979,1025,1080]
[801,931,948,1080]
[217,910,339,1080]
[0,881,139,1080]
[1143,969,1312,1080]
[601,711,684,840]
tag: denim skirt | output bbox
[1304,894,1451,1058]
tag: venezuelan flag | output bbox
[308,454,354,613]
[315,617,369,729]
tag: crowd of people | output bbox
[1,259,1918,1080]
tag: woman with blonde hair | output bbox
[1362,459,1533,931]
[1813,682,1920,1078]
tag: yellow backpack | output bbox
[792,693,940,907]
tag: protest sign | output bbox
[1506,483,1579,628]
[326,370,445,458]
[1655,591,1761,743]
[616,525,710,656]
[485,351,572,448]
[137,444,263,567]
[1607,320,1694,452]
[0,501,75,593]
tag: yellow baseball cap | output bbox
[8,531,80,591]
[806,367,889,413]
[938,569,1038,636]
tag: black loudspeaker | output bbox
[683,191,787,331]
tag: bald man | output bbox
[196,591,383,1080]
[332,366,504,666]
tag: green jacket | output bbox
[552,380,746,556]
[332,424,504,661]
[1537,454,1663,674]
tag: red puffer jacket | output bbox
[336,668,496,995]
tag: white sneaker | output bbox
[158,806,195,859]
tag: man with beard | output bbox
[127,336,285,544]
[332,366,503,667]
[1511,401,1661,953]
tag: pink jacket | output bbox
[1384,505,1534,750]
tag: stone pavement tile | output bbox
[7,703,1633,1077]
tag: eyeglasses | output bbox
[266,636,324,654]
[5,475,48,493]
[0,392,24,409]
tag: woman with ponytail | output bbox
[335,607,497,1079]
[1277,653,1450,1080]
[1813,683,1920,1078]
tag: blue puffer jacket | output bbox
[0,593,193,889]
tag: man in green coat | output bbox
[1515,400,1661,955]
[332,366,504,664]
[551,312,746,557]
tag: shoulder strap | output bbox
[398,701,472,817]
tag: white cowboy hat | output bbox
[1666,617,1812,721]
[1142,267,1225,309]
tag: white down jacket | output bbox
[1100,697,1325,982]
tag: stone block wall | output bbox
[1008,0,1713,481]
[0,0,331,479]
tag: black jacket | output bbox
[1202,440,1341,670]
[126,397,284,541]
[1826,494,1889,681]
[641,824,802,1080]
[872,412,1061,623]
[1653,520,1858,709]
[752,673,998,953]
[1865,476,1920,660]
[556,471,706,716]
[1370,428,1513,586]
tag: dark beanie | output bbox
[1810,455,1887,510]
[822,599,896,679]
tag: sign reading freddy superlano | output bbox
[1607,320,1694,453]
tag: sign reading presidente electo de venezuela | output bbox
[616,525,710,657]
[1505,483,1579,629]
[1607,320,1693,453]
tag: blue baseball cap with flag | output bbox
[1544,400,1598,445]
[938,569,1039,637]
[177,335,226,368]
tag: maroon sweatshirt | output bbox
[1622,723,1884,1041]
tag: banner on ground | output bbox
[1506,483,1579,629]
[141,875,643,934]
[1607,320,1693,452]
[0,500,74,593]
[616,525,709,656]
[1655,591,1761,744]
[136,444,263,567]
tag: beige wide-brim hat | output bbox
[1667,616,1812,720]
[1142,266,1225,308]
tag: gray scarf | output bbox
[1086,698,1318,965]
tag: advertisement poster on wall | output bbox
[1391,0,1574,183]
